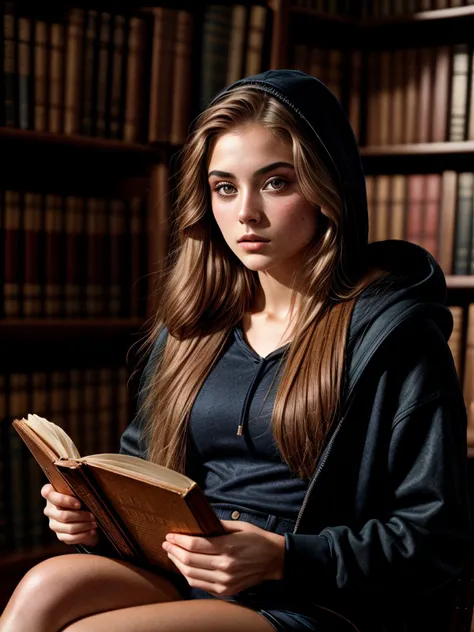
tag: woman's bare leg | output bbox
[0,554,182,632]
[61,600,275,632]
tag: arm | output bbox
[120,327,169,459]
[285,324,472,598]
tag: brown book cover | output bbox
[130,196,145,318]
[170,10,193,146]
[64,8,84,136]
[431,46,450,142]
[64,196,83,318]
[17,16,32,130]
[417,47,434,143]
[366,175,376,243]
[34,20,48,133]
[81,10,99,136]
[375,175,390,242]
[422,173,441,259]
[244,6,267,77]
[405,174,425,248]
[13,415,225,572]
[227,4,247,86]
[453,173,474,275]
[45,194,63,318]
[3,2,16,127]
[96,12,111,138]
[404,48,420,144]
[390,49,405,145]
[390,174,406,240]
[48,21,65,134]
[348,48,361,142]
[23,192,42,318]
[366,51,380,145]
[109,198,126,317]
[4,190,22,318]
[124,15,147,143]
[378,51,391,145]
[449,44,470,142]
[448,306,463,380]
[85,198,106,317]
[438,170,458,274]
[108,13,126,140]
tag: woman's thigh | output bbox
[62,599,276,632]
[0,553,182,632]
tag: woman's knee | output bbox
[0,554,84,632]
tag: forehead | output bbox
[208,124,292,170]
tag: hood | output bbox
[211,71,452,393]
[210,69,369,276]
[345,239,452,403]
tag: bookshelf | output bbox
[0,0,273,609]
[272,0,474,471]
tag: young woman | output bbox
[0,70,471,632]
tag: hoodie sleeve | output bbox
[119,327,169,459]
[284,324,471,598]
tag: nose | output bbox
[238,190,261,224]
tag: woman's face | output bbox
[207,123,318,278]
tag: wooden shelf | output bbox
[0,127,163,159]
[0,318,145,341]
[360,142,474,157]
[446,277,474,290]
[361,142,474,174]
[0,128,171,194]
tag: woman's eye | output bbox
[265,178,286,192]
[214,183,236,196]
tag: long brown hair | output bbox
[140,86,381,480]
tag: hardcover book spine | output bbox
[34,20,48,133]
[56,461,141,562]
[64,9,84,136]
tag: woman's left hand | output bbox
[162,520,285,597]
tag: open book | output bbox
[13,414,225,573]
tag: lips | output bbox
[238,236,270,243]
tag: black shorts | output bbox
[172,505,358,632]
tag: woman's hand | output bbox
[162,520,285,597]
[41,483,99,547]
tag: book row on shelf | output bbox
[365,171,473,276]
[2,4,151,142]
[196,4,268,115]
[1,2,269,146]
[0,190,149,319]
[0,366,130,554]
[293,43,474,145]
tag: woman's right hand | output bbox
[41,483,100,548]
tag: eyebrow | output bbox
[208,161,294,179]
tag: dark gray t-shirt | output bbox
[186,324,308,520]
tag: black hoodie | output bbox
[120,71,472,632]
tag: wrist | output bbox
[265,532,286,581]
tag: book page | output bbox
[81,453,194,492]
[26,414,81,459]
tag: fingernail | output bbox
[72,501,81,509]
[162,542,169,551]
[92,522,98,528]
